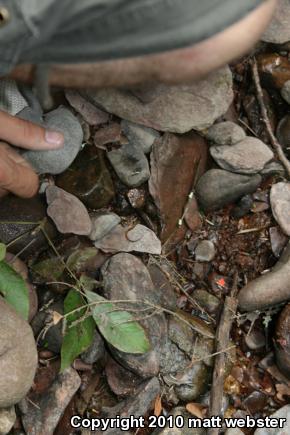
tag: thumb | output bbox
[0,110,64,150]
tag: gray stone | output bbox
[193,289,220,314]
[152,407,205,435]
[238,241,290,311]
[281,80,290,104]
[206,121,246,145]
[261,161,285,177]
[254,405,290,434]
[86,67,233,133]
[262,0,290,44]
[121,120,160,154]
[89,212,121,241]
[0,406,16,435]
[174,363,210,401]
[225,430,244,435]
[24,107,83,175]
[81,331,105,365]
[107,142,150,187]
[196,169,262,211]
[210,137,274,174]
[270,182,290,236]
[0,299,38,407]
[195,240,216,262]
[245,329,266,350]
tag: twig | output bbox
[208,272,239,435]
[251,58,290,178]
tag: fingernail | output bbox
[45,130,64,147]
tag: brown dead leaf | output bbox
[276,383,290,401]
[52,311,63,326]
[186,403,206,419]
[154,395,163,417]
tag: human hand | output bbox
[0,110,64,198]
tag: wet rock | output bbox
[95,224,161,255]
[245,329,266,351]
[257,53,290,89]
[121,120,160,154]
[100,378,160,435]
[0,406,16,435]
[206,121,246,145]
[262,0,290,44]
[275,304,290,378]
[81,330,105,365]
[277,115,290,157]
[21,367,81,435]
[107,142,150,187]
[193,289,220,314]
[195,240,216,262]
[174,363,210,402]
[24,107,83,175]
[196,169,262,211]
[281,80,290,105]
[148,264,177,311]
[149,132,208,243]
[270,182,290,236]
[238,241,290,311]
[0,299,37,407]
[31,300,63,354]
[254,405,290,435]
[210,137,273,174]
[65,90,109,125]
[105,357,143,397]
[0,195,56,260]
[56,146,115,209]
[102,254,167,378]
[46,186,92,235]
[89,212,121,241]
[94,122,122,147]
[152,407,205,435]
[86,67,233,133]
[269,227,288,258]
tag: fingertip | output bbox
[44,130,64,148]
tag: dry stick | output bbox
[208,273,239,435]
[252,58,290,178]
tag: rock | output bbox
[269,227,288,258]
[0,298,37,407]
[107,142,150,187]
[257,53,290,90]
[270,182,290,236]
[127,188,146,209]
[31,300,63,354]
[121,120,160,154]
[238,241,290,311]
[225,430,244,435]
[101,254,167,378]
[254,405,290,435]
[81,330,105,365]
[210,137,273,174]
[147,264,177,311]
[262,0,290,44]
[0,195,56,260]
[195,240,216,262]
[231,195,253,218]
[86,67,233,133]
[105,357,143,397]
[281,80,290,104]
[95,224,161,255]
[174,363,210,401]
[193,289,220,314]
[56,146,115,209]
[21,367,81,435]
[184,195,202,232]
[276,115,290,157]
[89,212,121,241]
[196,169,262,211]
[65,90,109,125]
[245,329,266,350]
[94,122,122,147]
[24,107,83,175]
[46,186,92,235]
[275,304,290,378]
[0,407,16,435]
[261,161,285,177]
[152,407,205,435]
[149,132,208,243]
[206,121,246,145]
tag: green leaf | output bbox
[0,261,29,319]
[86,290,150,354]
[0,243,6,261]
[61,289,95,372]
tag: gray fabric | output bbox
[0,0,264,75]
[0,79,28,115]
